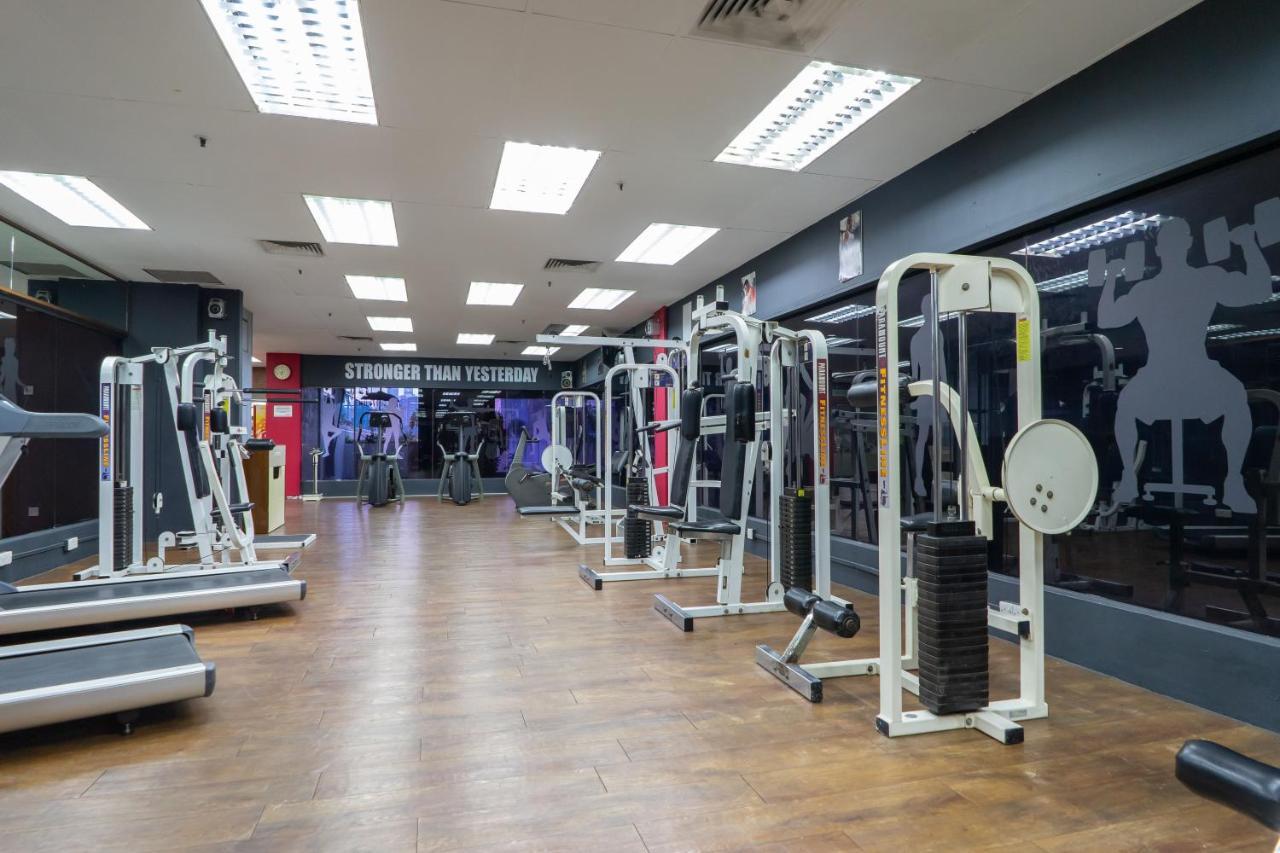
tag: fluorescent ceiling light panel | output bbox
[522,346,560,356]
[0,172,149,229]
[367,316,412,332]
[346,275,407,302]
[304,195,397,246]
[457,333,495,345]
[561,324,589,336]
[379,342,417,352]
[616,223,719,265]
[806,303,876,324]
[198,0,377,125]
[1017,211,1166,258]
[489,142,601,215]
[467,281,524,306]
[568,288,634,311]
[717,62,920,172]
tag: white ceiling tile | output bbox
[529,0,700,34]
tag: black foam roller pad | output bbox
[1176,740,1280,831]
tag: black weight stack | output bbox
[623,476,652,559]
[113,483,134,571]
[914,520,989,716]
[780,487,813,590]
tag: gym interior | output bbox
[0,0,1277,850]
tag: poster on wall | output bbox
[839,210,863,282]
[742,271,758,316]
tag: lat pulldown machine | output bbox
[758,253,1097,744]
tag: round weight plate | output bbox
[540,444,573,475]
[1001,418,1098,535]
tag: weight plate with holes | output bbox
[1001,418,1098,535]
[540,445,573,476]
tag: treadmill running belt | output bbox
[1,568,293,611]
[0,633,200,693]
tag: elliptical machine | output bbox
[355,410,405,507]
[437,439,484,505]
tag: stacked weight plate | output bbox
[624,477,653,559]
[914,522,989,716]
[780,487,813,590]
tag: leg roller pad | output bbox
[783,587,821,618]
[1176,739,1280,831]
[811,600,860,638]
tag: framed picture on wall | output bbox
[839,210,863,282]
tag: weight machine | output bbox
[758,253,1098,745]
[83,333,304,579]
[650,296,831,630]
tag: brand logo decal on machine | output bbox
[99,382,112,481]
[876,307,890,507]
[816,357,829,485]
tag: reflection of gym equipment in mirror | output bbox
[759,254,1097,745]
[355,400,405,507]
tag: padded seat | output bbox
[631,504,684,521]
[670,519,741,539]
[901,513,933,532]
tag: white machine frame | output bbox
[651,298,825,629]
[84,333,303,580]
[755,253,1098,745]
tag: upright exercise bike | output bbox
[356,410,405,507]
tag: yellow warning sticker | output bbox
[1016,317,1031,362]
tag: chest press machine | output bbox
[648,298,838,631]
[757,253,1097,745]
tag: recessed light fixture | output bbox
[568,288,634,311]
[616,223,719,265]
[562,324,590,336]
[457,333,495,345]
[379,342,417,352]
[197,0,378,125]
[467,281,524,306]
[806,303,876,324]
[367,316,412,332]
[0,172,150,229]
[489,141,601,215]
[1017,211,1167,258]
[717,62,921,172]
[523,345,560,356]
[347,275,407,302]
[304,195,398,246]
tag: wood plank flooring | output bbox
[3,498,1279,851]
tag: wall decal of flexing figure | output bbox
[1097,217,1271,513]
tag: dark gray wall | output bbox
[672,0,1280,336]
[679,0,1280,731]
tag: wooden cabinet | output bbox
[246,444,286,533]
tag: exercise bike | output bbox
[355,411,405,507]
[505,426,554,509]
[437,438,485,506]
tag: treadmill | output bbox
[0,396,305,638]
[0,399,216,733]
[0,625,214,735]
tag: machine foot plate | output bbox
[653,595,693,632]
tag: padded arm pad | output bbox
[847,379,877,409]
[1176,739,1280,831]
[680,388,703,440]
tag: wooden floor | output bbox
[4,498,1279,852]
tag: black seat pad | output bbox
[901,513,932,532]
[671,519,741,537]
[570,475,601,491]
[631,505,683,520]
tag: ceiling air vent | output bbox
[337,334,375,342]
[544,257,602,273]
[0,261,92,279]
[259,239,325,258]
[694,0,849,52]
[144,268,224,285]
